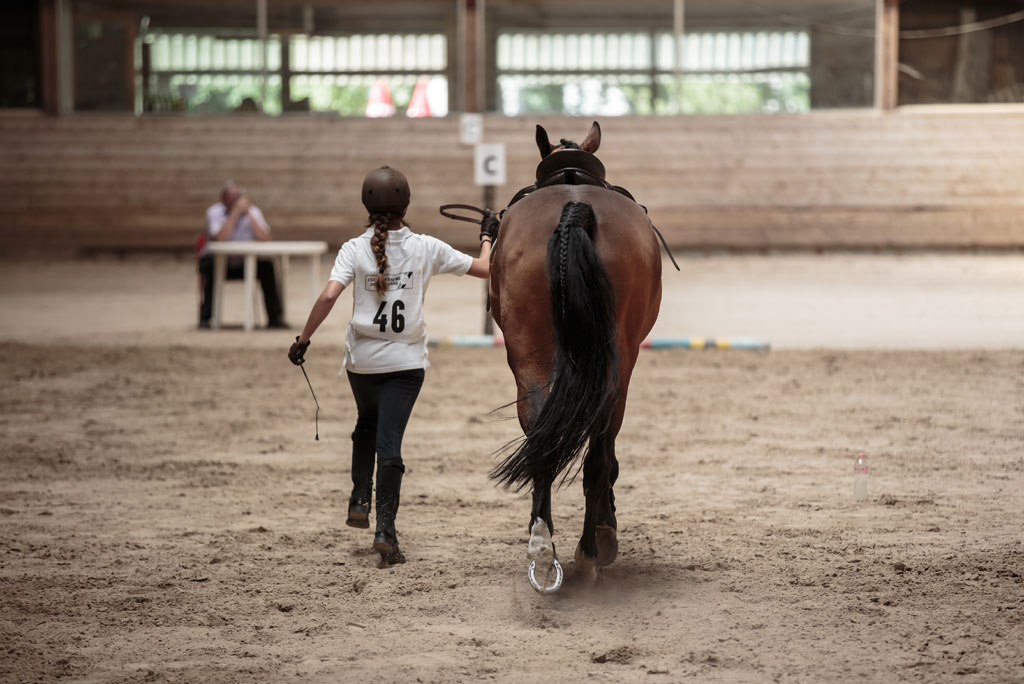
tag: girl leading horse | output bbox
[489,122,663,590]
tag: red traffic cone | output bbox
[366,80,396,118]
[406,78,432,118]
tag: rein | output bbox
[439,203,491,224]
[438,203,498,313]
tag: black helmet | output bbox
[362,166,410,214]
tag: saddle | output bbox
[504,149,679,271]
[439,150,679,271]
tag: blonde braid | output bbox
[368,214,390,296]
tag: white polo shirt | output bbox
[204,203,270,266]
[205,203,269,242]
[330,226,473,373]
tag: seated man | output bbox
[198,181,286,329]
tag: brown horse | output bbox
[489,122,662,591]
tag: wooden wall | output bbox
[1,109,1023,255]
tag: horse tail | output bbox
[492,201,619,490]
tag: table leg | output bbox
[212,254,226,330]
[243,254,256,332]
[310,253,321,303]
[279,255,289,322]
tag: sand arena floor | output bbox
[1,254,1023,683]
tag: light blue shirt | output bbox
[205,203,270,243]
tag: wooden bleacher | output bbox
[1,110,1023,255]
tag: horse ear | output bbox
[535,124,553,158]
[580,121,601,153]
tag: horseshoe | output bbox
[527,558,563,594]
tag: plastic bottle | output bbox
[853,452,869,501]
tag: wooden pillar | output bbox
[280,35,292,110]
[952,8,991,103]
[456,0,468,112]
[257,0,268,109]
[123,13,137,113]
[464,0,491,327]
[56,0,73,114]
[475,0,486,113]
[648,29,658,113]
[482,6,498,112]
[457,0,483,112]
[673,0,685,113]
[39,0,59,114]
[447,8,459,113]
[39,0,73,115]
[141,39,152,112]
[874,0,899,110]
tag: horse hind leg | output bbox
[592,399,627,569]
[589,436,618,569]
[527,480,562,593]
[575,436,617,579]
[529,482,553,537]
[595,439,619,567]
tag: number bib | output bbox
[329,226,473,373]
[352,266,422,344]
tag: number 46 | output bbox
[373,300,405,333]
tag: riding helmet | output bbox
[361,166,410,214]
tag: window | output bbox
[496,31,810,116]
[141,30,447,116]
[145,33,282,114]
[899,0,1024,105]
[287,34,447,116]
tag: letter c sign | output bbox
[474,143,506,186]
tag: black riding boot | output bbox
[373,465,405,565]
[347,482,372,529]
[346,426,375,528]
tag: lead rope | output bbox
[299,364,320,441]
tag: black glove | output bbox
[480,209,500,244]
[288,336,310,366]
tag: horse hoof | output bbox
[573,543,598,583]
[595,525,618,567]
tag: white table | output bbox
[205,240,329,331]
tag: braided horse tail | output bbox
[491,201,619,490]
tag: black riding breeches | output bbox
[346,368,425,488]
